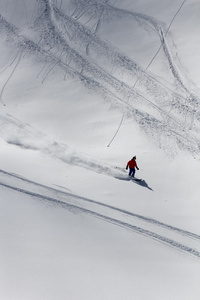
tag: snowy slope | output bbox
[1,0,200,154]
[1,0,200,299]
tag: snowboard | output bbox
[130,176,142,182]
[115,175,142,182]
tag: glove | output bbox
[126,166,128,170]
[137,167,139,170]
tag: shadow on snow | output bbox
[115,176,153,191]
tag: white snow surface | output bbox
[0,0,200,299]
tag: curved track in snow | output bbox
[1,169,200,259]
[0,0,200,154]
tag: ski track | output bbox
[1,169,200,260]
[0,0,200,155]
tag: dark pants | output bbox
[129,168,135,177]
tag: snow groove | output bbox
[1,170,200,259]
[1,181,200,259]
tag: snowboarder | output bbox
[126,156,139,177]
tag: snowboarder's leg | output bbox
[129,168,135,176]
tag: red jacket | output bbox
[127,159,138,169]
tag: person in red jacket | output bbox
[126,156,139,177]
